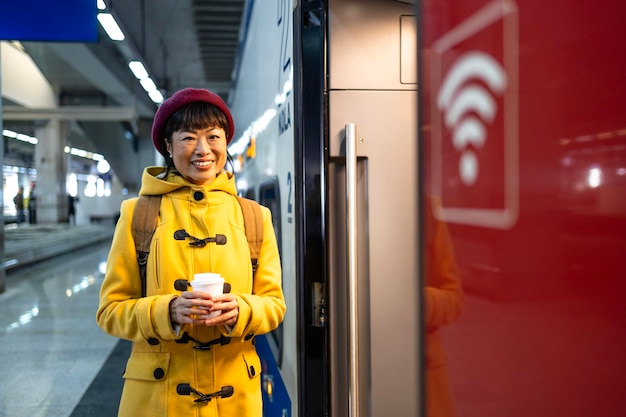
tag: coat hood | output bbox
[138,166,238,197]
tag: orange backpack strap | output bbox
[132,195,161,296]
[236,195,264,273]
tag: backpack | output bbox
[131,194,264,296]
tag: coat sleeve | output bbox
[226,205,286,339]
[424,196,464,332]
[96,198,179,342]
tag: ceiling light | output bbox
[2,129,17,138]
[99,12,161,106]
[148,90,164,104]
[128,61,149,79]
[97,0,107,10]
[16,133,38,144]
[97,13,125,41]
[97,159,111,174]
[140,77,157,92]
[3,129,37,144]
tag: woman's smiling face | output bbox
[166,126,227,185]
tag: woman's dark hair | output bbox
[163,101,230,139]
[163,101,234,172]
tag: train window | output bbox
[244,188,256,201]
[258,178,284,365]
[238,186,256,201]
[258,179,282,256]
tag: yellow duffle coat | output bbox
[97,167,286,417]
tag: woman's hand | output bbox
[203,293,239,327]
[170,291,239,327]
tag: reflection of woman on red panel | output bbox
[424,196,464,417]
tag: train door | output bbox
[294,1,421,416]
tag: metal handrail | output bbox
[345,123,360,417]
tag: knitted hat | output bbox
[151,88,235,157]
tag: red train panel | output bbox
[421,1,626,416]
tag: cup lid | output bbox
[191,273,224,283]
[190,280,224,285]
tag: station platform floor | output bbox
[2,222,116,272]
[0,223,128,417]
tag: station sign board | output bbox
[0,0,97,42]
[430,1,519,229]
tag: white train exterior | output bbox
[228,1,298,415]
[229,1,419,416]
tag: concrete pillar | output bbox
[34,120,68,223]
[0,47,5,293]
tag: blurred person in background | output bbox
[13,186,25,224]
[68,194,79,225]
[28,183,37,224]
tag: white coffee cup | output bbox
[190,273,225,318]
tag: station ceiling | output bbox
[1,0,246,192]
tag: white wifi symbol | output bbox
[437,51,507,186]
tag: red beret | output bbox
[151,88,235,157]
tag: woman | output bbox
[97,88,286,416]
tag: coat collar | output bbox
[138,166,237,197]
